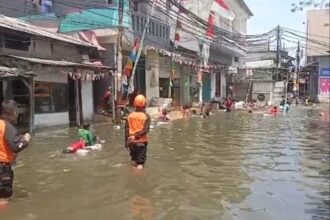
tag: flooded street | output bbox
[2,105,329,220]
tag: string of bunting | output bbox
[148,47,225,70]
[62,71,111,81]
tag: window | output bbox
[163,26,166,38]
[151,22,155,36]
[149,22,152,33]
[35,82,68,114]
[156,24,159,37]
[166,27,169,39]
[132,15,135,30]
[140,17,144,32]
[136,17,140,32]
[4,34,30,51]
[159,25,162,38]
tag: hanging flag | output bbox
[129,39,140,61]
[122,74,128,85]
[205,11,216,39]
[123,39,140,79]
[211,0,235,20]
[174,20,182,42]
[171,60,176,77]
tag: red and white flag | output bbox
[211,0,235,20]
[205,11,216,39]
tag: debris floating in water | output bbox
[49,154,56,158]
[63,169,71,173]
[113,163,122,168]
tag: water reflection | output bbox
[129,195,154,220]
[0,105,329,220]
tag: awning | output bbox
[0,54,116,71]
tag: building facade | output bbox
[306,9,330,102]
[0,15,112,131]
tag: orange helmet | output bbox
[133,95,146,108]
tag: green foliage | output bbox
[291,0,330,12]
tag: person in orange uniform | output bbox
[125,95,150,169]
[0,100,31,204]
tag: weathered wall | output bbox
[145,50,159,103]
[306,9,330,57]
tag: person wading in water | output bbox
[0,100,31,205]
[125,95,150,169]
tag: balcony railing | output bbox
[131,12,170,48]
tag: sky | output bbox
[244,0,307,35]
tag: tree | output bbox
[291,0,330,12]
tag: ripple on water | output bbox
[4,107,330,220]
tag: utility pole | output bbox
[295,41,300,97]
[115,0,124,124]
[276,25,281,69]
[128,0,157,94]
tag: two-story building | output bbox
[306,9,330,102]
[0,15,114,132]
[173,0,253,103]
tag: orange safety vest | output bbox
[0,120,15,163]
[127,112,148,143]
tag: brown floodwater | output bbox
[1,105,329,220]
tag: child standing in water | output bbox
[63,123,97,153]
[225,97,233,112]
[182,105,191,118]
[159,109,171,121]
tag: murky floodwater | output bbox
[1,105,329,220]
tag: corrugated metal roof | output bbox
[0,14,97,48]
[0,54,115,70]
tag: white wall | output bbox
[35,112,69,128]
[210,73,216,98]
[145,50,160,103]
[81,81,94,120]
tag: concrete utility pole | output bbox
[276,25,281,69]
[115,0,124,124]
[294,41,300,96]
